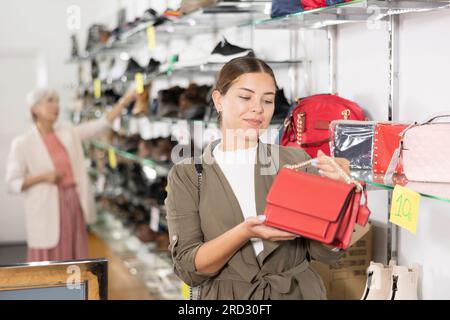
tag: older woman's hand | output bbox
[314,150,350,182]
[106,90,139,122]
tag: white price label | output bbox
[129,117,139,135]
[172,120,190,145]
[153,121,171,139]
[203,126,221,145]
[150,207,160,232]
[138,117,152,140]
[112,117,121,132]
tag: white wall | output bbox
[335,9,450,299]
[397,9,450,300]
[336,21,391,265]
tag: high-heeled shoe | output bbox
[390,264,419,300]
[361,260,396,300]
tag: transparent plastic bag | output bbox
[330,120,376,170]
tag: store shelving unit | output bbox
[252,0,450,29]
[67,1,271,63]
[90,210,180,300]
[67,0,450,63]
[90,140,171,177]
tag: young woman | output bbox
[5,88,137,262]
[165,57,350,299]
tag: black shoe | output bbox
[91,59,99,80]
[155,86,185,117]
[208,38,254,63]
[70,34,79,58]
[273,88,292,120]
[145,58,161,74]
[124,58,144,80]
[142,8,158,22]
[85,24,109,52]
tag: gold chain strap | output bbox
[284,156,363,192]
[294,109,350,145]
[296,112,305,145]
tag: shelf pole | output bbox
[387,13,400,264]
[327,25,338,94]
[289,29,300,101]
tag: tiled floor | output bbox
[87,232,155,300]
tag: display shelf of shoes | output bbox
[252,0,450,30]
[351,170,450,203]
[90,210,182,300]
[90,140,171,177]
[103,112,283,139]
[75,59,304,93]
[96,190,169,231]
[67,1,271,63]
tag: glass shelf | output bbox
[351,170,450,203]
[90,140,171,176]
[75,60,303,91]
[253,0,450,30]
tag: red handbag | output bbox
[263,157,370,249]
[373,123,410,175]
[280,94,366,158]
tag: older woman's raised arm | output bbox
[73,90,138,141]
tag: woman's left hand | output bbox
[314,150,350,182]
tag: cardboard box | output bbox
[311,223,373,300]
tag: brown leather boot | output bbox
[132,83,151,115]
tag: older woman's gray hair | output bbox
[27,88,59,121]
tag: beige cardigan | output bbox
[5,118,111,248]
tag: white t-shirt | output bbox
[213,143,264,256]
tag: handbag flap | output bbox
[266,168,356,223]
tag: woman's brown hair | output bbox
[214,57,277,125]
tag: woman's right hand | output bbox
[241,216,298,242]
[45,171,64,184]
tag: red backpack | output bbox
[281,94,366,158]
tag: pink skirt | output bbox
[27,185,89,262]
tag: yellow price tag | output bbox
[108,147,117,169]
[146,26,156,50]
[135,72,144,94]
[94,79,101,99]
[181,283,190,300]
[389,185,421,234]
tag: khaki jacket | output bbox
[165,140,342,300]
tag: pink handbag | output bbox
[401,114,450,183]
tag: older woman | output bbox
[5,88,137,262]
